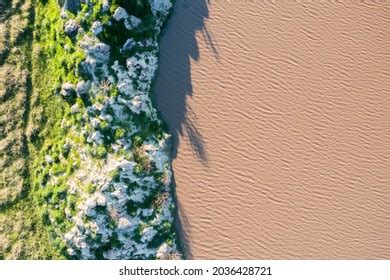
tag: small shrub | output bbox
[109,233,122,248]
[114,128,126,140]
[95,205,106,214]
[126,201,137,216]
[41,209,51,225]
[85,183,96,194]
[109,168,121,182]
[95,145,107,159]
[132,134,143,147]
[99,120,109,131]
[133,164,142,175]
[67,195,77,212]
[52,210,65,224]
[120,0,151,18]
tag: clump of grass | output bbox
[85,183,96,194]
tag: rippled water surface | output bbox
[154,0,390,259]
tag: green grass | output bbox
[0,0,32,209]
[1,0,180,259]
[0,0,82,259]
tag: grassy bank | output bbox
[1,0,179,259]
[0,0,64,259]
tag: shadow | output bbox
[0,0,27,23]
[170,173,193,259]
[154,0,218,166]
[153,0,218,259]
[0,0,10,22]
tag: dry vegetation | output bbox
[0,0,35,259]
[0,0,31,208]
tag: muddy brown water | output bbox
[154,0,390,259]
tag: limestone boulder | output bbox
[61,82,75,97]
[113,7,129,21]
[64,19,78,36]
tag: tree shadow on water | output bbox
[170,174,194,258]
[155,0,218,166]
[153,0,218,258]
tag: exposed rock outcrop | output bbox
[61,82,75,97]
[113,7,128,21]
[59,0,80,14]
[43,0,179,260]
[64,19,78,36]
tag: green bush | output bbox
[114,128,126,140]
[41,209,51,225]
[109,168,121,182]
[126,201,137,216]
[120,0,151,18]
[67,195,77,212]
[95,145,107,159]
[99,120,110,131]
[86,183,96,194]
[52,210,65,224]
[132,134,143,147]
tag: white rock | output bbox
[64,44,71,52]
[45,155,53,164]
[88,131,103,144]
[81,247,92,258]
[132,96,142,110]
[91,118,100,128]
[122,39,136,52]
[129,16,141,28]
[141,227,157,242]
[129,188,145,203]
[124,19,132,31]
[60,10,69,19]
[124,16,141,30]
[96,193,106,206]
[102,0,110,12]
[64,19,78,36]
[118,217,131,229]
[91,21,103,35]
[80,36,110,62]
[65,208,73,221]
[78,27,85,35]
[156,242,170,259]
[84,197,97,216]
[68,182,78,195]
[101,113,113,122]
[76,80,88,96]
[150,0,172,16]
[91,43,110,61]
[63,141,71,151]
[113,7,129,21]
[67,248,76,256]
[70,104,79,114]
[61,82,75,97]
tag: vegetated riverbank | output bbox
[0,0,180,259]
